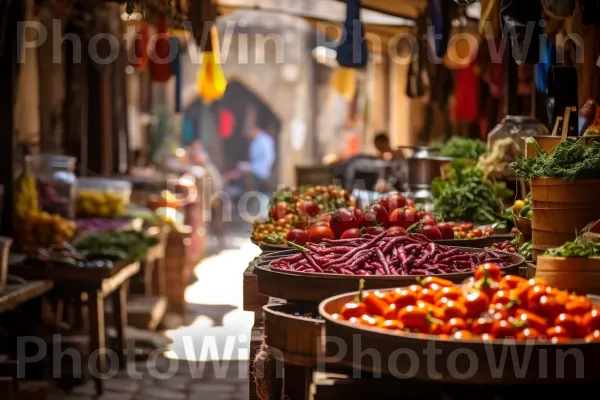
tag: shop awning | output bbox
[215,0,415,53]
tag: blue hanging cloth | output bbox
[170,36,182,113]
[336,0,368,68]
[428,0,452,60]
[535,41,554,93]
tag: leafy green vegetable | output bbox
[518,241,532,260]
[543,239,600,258]
[75,230,159,261]
[432,160,513,224]
[439,137,487,159]
[510,137,600,181]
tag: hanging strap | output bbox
[189,0,218,51]
[336,0,368,68]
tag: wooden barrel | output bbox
[524,136,561,158]
[530,177,600,260]
[263,303,324,367]
[535,256,600,294]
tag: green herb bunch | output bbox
[543,239,600,258]
[510,137,600,181]
[439,137,487,159]
[432,159,513,224]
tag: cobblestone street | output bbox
[50,223,258,400]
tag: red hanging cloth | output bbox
[218,109,235,138]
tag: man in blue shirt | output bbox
[237,125,276,193]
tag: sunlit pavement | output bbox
[164,233,260,363]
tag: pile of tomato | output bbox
[336,263,600,342]
[251,185,354,244]
[285,192,461,245]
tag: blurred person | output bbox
[236,124,276,194]
[182,117,226,247]
[373,132,404,160]
[373,132,405,193]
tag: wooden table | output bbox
[0,281,53,314]
[9,260,140,395]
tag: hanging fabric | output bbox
[191,0,227,103]
[406,15,429,98]
[336,0,368,68]
[218,108,235,139]
[130,21,149,71]
[535,41,554,93]
[196,26,227,103]
[149,16,172,82]
[479,0,501,39]
[331,68,357,100]
[500,0,543,64]
[428,0,454,60]
[541,0,575,19]
[170,36,182,112]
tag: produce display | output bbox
[15,212,77,253]
[252,185,354,244]
[477,137,520,178]
[489,240,517,254]
[508,193,532,220]
[450,222,494,240]
[15,172,76,252]
[334,267,600,342]
[432,160,513,224]
[75,218,133,235]
[26,242,114,268]
[518,241,533,260]
[74,230,159,261]
[439,137,487,159]
[77,191,125,218]
[511,137,600,181]
[543,239,600,258]
[271,232,513,276]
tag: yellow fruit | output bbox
[513,200,526,215]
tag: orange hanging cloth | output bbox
[189,0,227,103]
[130,21,149,71]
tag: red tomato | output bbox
[436,222,455,240]
[352,208,364,225]
[585,330,600,342]
[341,228,362,239]
[499,275,528,290]
[471,317,493,335]
[367,204,390,228]
[386,226,406,236]
[513,309,549,333]
[294,216,309,230]
[421,215,437,226]
[422,225,443,241]
[389,207,419,229]
[491,320,519,338]
[461,291,490,319]
[330,208,359,237]
[270,201,290,220]
[309,224,335,243]
[546,326,571,340]
[444,318,468,334]
[380,192,407,213]
[418,210,434,220]
[474,263,502,282]
[554,313,584,337]
[286,229,309,246]
[365,226,386,235]
[517,328,541,340]
[299,200,320,217]
[583,309,600,334]
[360,211,377,228]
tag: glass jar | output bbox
[25,154,77,220]
[487,116,549,156]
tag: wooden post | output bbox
[0,0,24,237]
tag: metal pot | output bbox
[487,116,549,155]
[398,146,453,187]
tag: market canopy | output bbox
[215,0,415,54]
